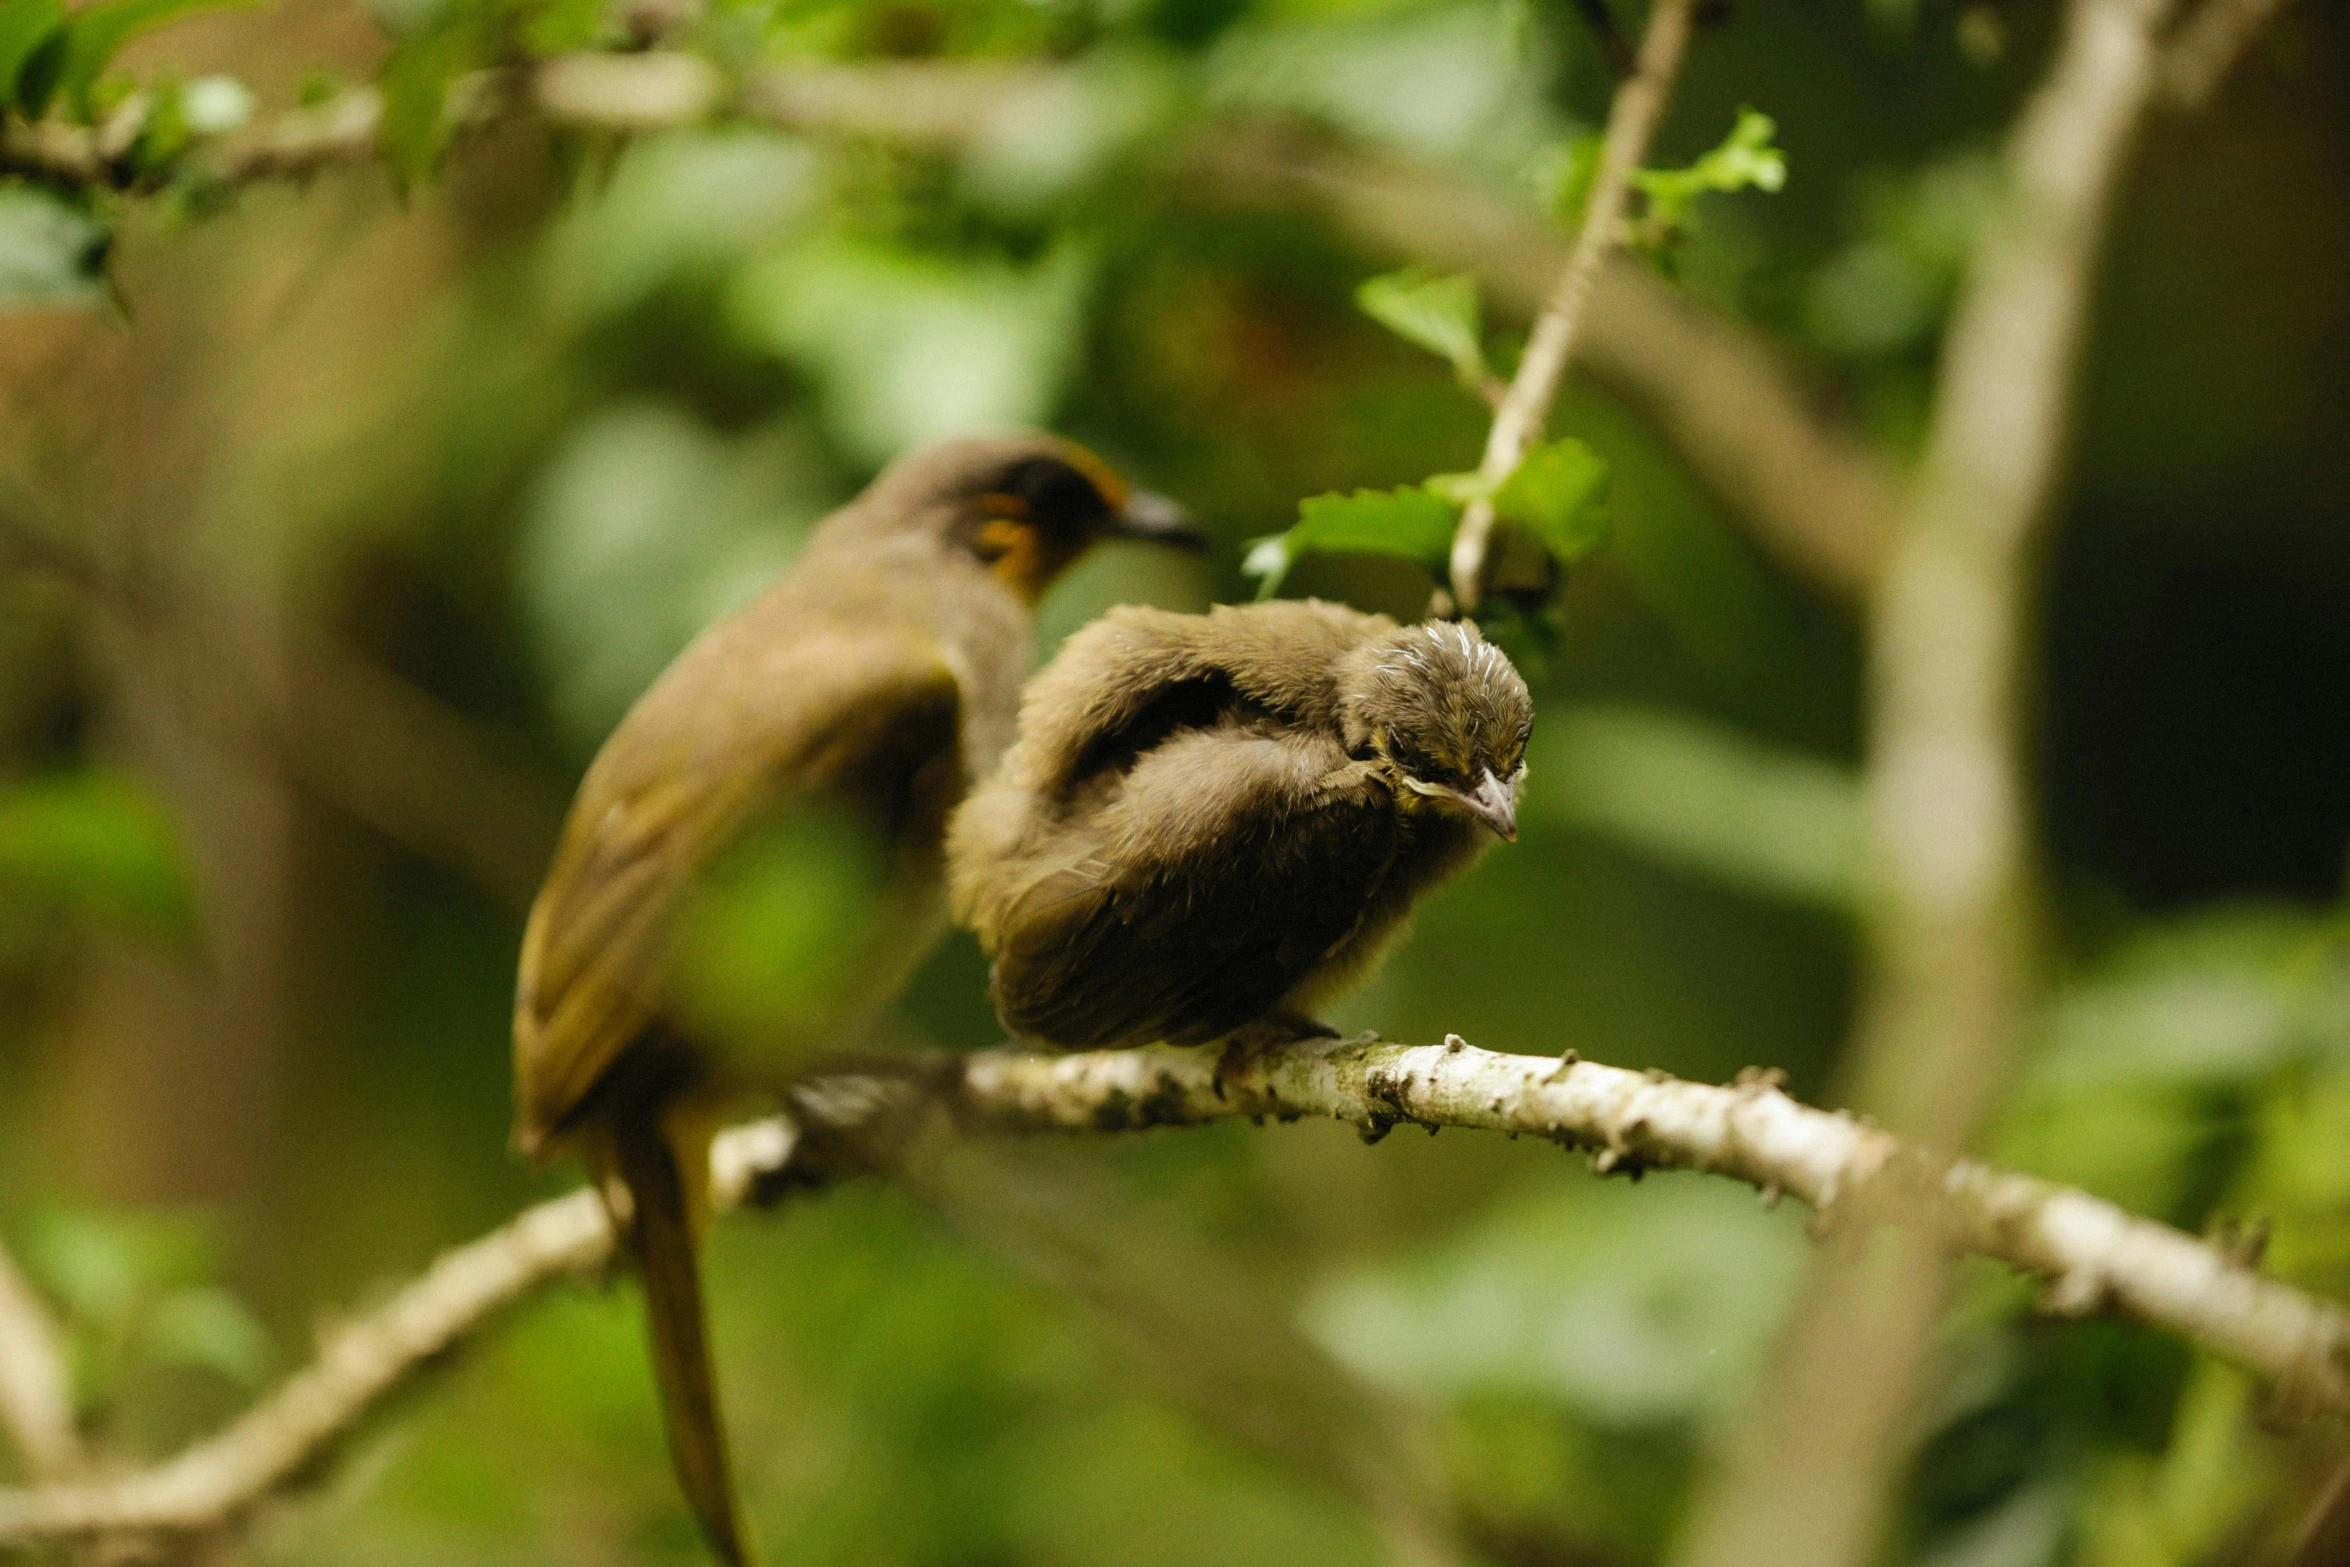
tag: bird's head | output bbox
[1342,620,1533,841]
[875,433,1201,603]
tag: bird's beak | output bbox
[1452,767,1519,842]
[1108,490,1206,550]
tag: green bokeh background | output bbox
[2,0,2347,1561]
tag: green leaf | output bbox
[375,20,486,188]
[1529,132,1602,227]
[1303,1175,1809,1423]
[1491,438,1610,566]
[1355,268,1487,387]
[1242,486,1460,599]
[19,1208,225,1324]
[673,801,894,1048]
[139,1286,272,1388]
[0,767,192,935]
[0,0,62,107]
[55,0,254,119]
[0,186,109,309]
[1631,106,1786,232]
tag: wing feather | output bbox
[514,634,961,1153]
[986,723,1397,1047]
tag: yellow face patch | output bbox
[976,501,1080,603]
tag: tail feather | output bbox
[612,1111,753,1566]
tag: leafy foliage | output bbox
[16,1208,274,1422]
[1630,107,1786,232]
[1492,437,1610,566]
[52,0,252,118]
[0,0,2338,1561]
[1354,268,1489,390]
[0,768,191,936]
[0,0,63,111]
[0,186,108,307]
[1243,486,1459,600]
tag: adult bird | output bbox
[948,599,1530,1052]
[513,434,1197,1563]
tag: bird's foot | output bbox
[1213,1012,1338,1099]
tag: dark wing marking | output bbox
[1013,600,1393,802]
[987,724,1396,1048]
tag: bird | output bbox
[947,599,1531,1052]
[511,433,1198,1564]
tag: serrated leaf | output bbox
[1243,486,1460,599]
[1355,268,1487,386]
[55,0,254,119]
[0,0,62,107]
[0,767,192,934]
[1492,438,1609,566]
[375,21,484,188]
[1632,106,1786,231]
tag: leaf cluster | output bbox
[1245,266,1612,643]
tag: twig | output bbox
[1447,0,1698,612]
[0,513,563,908]
[10,51,1895,605]
[0,1241,81,1482]
[1672,1,2288,1564]
[0,53,1045,188]
[0,1036,2343,1547]
[2162,0,2290,106]
[1205,129,1891,599]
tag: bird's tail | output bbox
[609,1103,753,1566]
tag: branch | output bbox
[9,50,1895,606]
[1673,1,2288,1563]
[1448,0,1697,612]
[1217,132,1891,599]
[0,1036,2342,1547]
[0,512,563,908]
[0,54,1043,187]
[0,1241,81,1482]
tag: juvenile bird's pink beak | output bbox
[1453,767,1518,841]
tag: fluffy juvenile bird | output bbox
[513,434,1196,1564]
[948,600,1531,1050]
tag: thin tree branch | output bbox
[0,1036,2343,1547]
[2161,0,2289,106]
[0,54,1043,187]
[1215,131,1891,599]
[0,513,563,908]
[0,1241,81,1483]
[1448,0,1698,612]
[10,50,1896,606]
[1672,1,2286,1564]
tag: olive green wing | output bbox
[512,636,961,1155]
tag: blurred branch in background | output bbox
[1673,0,2291,1564]
[1199,127,1891,602]
[0,513,562,907]
[1445,0,1694,614]
[5,45,1892,608]
[905,1146,1490,1567]
[2,1033,2343,1551]
[0,1238,81,1483]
